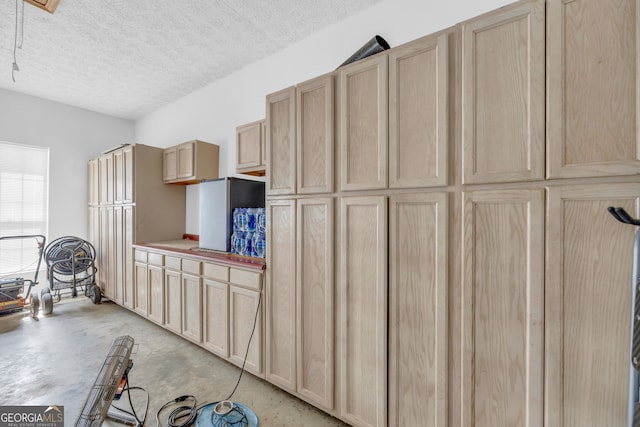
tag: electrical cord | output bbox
[156,284,264,427]
[224,285,262,401]
[110,377,149,426]
[156,395,197,427]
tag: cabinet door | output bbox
[98,153,113,204]
[122,206,134,309]
[164,268,182,334]
[461,0,545,184]
[114,149,124,204]
[87,207,99,252]
[177,142,195,179]
[123,145,134,204]
[338,196,387,427]
[389,34,448,188]
[113,206,124,304]
[297,74,334,194]
[547,0,640,178]
[266,86,296,195]
[461,189,544,427]
[182,273,202,342]
[163,147,177,181]
[148,265,164,324]
[230,285,262,375]
[339,55,388,191]
[134,261,148,315]
[203,278,229,357]
[297,198,334,410]
[389,193,448,427]
[101,206,115,299]
[265,199,296,391]
[261,120,267,166]
[88,159,99,206]
[546,184,640,427]
[236,120,262,170]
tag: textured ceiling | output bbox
[0,0,382,119]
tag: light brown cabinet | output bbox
[133,259,148,316]
[148,264,164,324]
[162,140,220,184]
[88,159,99,207]
[388,193,448,427]
[339,55,388,191]
[547,0,640,178]
[265,199,297,391]
[203,278,229,357]
[546,183,640,426]
[296,197,334,410]
[296,74,334,194]
[461,0,545,184]
[338,196,387,427]
[229,285,262,375]
[265,197,335,409]
[236,119,266,175]
[266,87,296,195]
[389,34,449,188]
[182,271,203,343]
[132,246,264,376]
[164,266,182,334]
[461,189,545,427]
[88,144,185,304]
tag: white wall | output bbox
[135,0,514,233]
[0,88,134,241]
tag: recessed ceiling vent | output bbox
[24,0,60,14]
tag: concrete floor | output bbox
[0,294,348,427]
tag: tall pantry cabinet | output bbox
[87,144,185,306]
[265,73,336,411]
[264,0,640,426]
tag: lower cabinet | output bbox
[131,247,264,377]
[147,264,164,324]
[203,279,229,357]
[182,272,202,343]
[230,285,262,375]
[133,260,148,316]
[164,266,182,334]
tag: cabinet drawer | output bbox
[182,259,201,275]
[203,262,229,281]
[229,268,262,291]
[134,250,147,263]
[165,255,181,271]
[148,253,164,266]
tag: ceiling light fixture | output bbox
[23,0,60,14]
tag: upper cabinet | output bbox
[297,74,335,194]
[461,0,546,184]
[162,140,219,184]
[389,33,449,188]
[547,0,640,178]
[339,54,389,191]
[266,87,296,196]
[236,119,266,176]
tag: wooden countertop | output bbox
[133,240,266,271]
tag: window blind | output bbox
[0,141,49,277]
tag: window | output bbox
[0,141,49,276]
